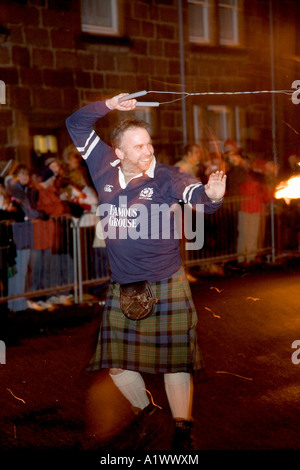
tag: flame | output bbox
[275,175,300,204]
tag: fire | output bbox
[275,175,300,204]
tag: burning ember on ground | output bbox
[275,175,300,204]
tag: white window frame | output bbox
[188,0,211,44]
[219,0,239,46]
[81,0,119,36]
[188,0,240,46]
[115,107,155,136]
[193,104,242,153]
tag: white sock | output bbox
[109,369,150,410]
[164,372,193,421]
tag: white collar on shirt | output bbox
[110,156,156,189]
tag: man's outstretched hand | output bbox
[205,171,227,202]
[105,93,137,111]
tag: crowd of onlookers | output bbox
[0,145,98,223]
[175,139,300,269]
[0,145,108,313]
[222,140,299,262]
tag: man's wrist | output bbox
[209,197,224,203]
[105,99,114,110]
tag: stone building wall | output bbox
[0,0,298,169]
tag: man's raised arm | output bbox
[65,93,137,160]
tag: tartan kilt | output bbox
[88,267,204,374]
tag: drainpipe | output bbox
[269,0,277,263]
[178,0,187,146]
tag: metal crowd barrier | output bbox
[0,215,76,309]
[0,197,299,311]
[74,212,109,303]
[183,196,272,267]
[183,195,299,267]
[0,214,109,310]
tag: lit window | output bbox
[33,135,58,154]
[81,0,119,36]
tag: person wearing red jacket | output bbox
[237,159,270,264]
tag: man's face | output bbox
[228,152,242,166]
[49,161,60,176]
[189,146,202,165]
[116,127,154,175]
[17,169,29,185]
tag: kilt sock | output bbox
[164,372,192,421]
[109,369,150,410]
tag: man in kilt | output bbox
[66,93,226,450]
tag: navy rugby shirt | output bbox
[66,101,222,284]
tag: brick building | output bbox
[0,0,300,174]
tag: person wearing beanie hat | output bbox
[223,138,243,157]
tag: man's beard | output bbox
[122,156,153,175]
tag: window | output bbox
[33,135,58,155]
[114,107,156,136]
[81,0,119,36]
[219,0,239,45]
[188,0,240,46]
[188,0,211,44]
[193,104,243,153]
[134,108,155,135]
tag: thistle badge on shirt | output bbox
[139,187,153,200]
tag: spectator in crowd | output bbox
[29,169,69,309]
[5,164,48,312]
[174,144,205,282]
[0,177,18,316]
[222,140,247,256]
[264,160,280,195]
[5,164,46,221]
[224,139,247,197]
[68,168,101,286]
[276,152,300,182]
[287,153,300,176]
[256,160,278,251]
[64,149,110,291]
[0,177,22,220]
[44,156,64,178]
[202,152,224,183]
[67,169,98,222]
[175,143,204,179]
[65,145,90,184]
[32,158,76,307]
[0,177,12,213]
[236,156,270,265]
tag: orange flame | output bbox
[275,175,300,204]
